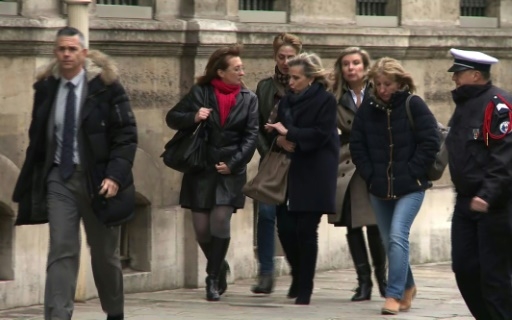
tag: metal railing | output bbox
[239,0,275,10]
[97,0,139,5]
[357,0,388,16]
[460,0,487,16]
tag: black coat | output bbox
[446,83,512,208]
[12,50,138,226]
[166,84,258,211]
[277,82,340,214]
[350,91,439,199]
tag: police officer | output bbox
[446,48,512,320]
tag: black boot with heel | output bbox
[204,237,230,301]
[367,226,387,297]
[347,232,373,301]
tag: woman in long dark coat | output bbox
[166,45,259,302]
[265,52,339,305]
[251,32,302,295]
[328,47,387,301]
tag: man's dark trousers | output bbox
[44,167,123,320]
[451,195,512,320]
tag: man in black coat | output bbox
[11,27,137,320]
[446,48,512,320]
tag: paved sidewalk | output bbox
[0,263,472,320]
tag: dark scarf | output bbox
[274,65,290,90]
[267,66,290,123]
[211,78,241,126]
[451,81,493,104]
[280,82,326,125]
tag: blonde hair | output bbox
[331,47,371,100]
[368,57,416,95]
[287,52,330,88]
[272,33,302,57]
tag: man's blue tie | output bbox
[60,81,76,181]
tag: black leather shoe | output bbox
[251,273,274,294]
[106,314,124,320]
[205,276,220,301]
[287,277,298,299]
[294,295,311,305]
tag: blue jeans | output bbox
[257,202,277,274]
[370,191,425,299]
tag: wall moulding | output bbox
[2,25,512,60]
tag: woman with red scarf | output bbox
[166,45,259,302]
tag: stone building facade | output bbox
[0,0,510,310]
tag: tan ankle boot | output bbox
[381,297,400,315]
[399,286,417,311]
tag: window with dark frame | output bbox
[357,0,388,16]
[239,0,275,10]
[460,0,487,16]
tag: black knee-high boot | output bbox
[205,237,230,301]
[347,231,373,301]
[199,241,230,296]
[277,210,300,299]
[294,214,321,305]
[367,226,387,298]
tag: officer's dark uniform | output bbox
[446,49,512,320]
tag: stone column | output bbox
[401,0,458,26]
[154,0,180,20]
[289,0,355,25]
[182,0,238,20]
[499,0,512,27]
[21,0,61,17]
[65,0,91,47]
[63,1,93,302]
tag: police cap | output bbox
[447,48,498,72]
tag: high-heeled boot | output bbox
[347,232,373,301]
[205,237,230,301]
[199,240,230,296]
[277,210,300,299]
[367,226,387,297]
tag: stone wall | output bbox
[0,0,511,310]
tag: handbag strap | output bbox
[405,94,417,131]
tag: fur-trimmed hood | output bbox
[36,50,119,85]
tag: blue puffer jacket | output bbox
[349,90,440,199]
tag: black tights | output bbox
[192,206,233,242]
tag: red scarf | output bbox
[211,78,241,126]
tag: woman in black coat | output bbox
[349,57,439,315]
[265,52,340,305]
[166,45,259,302]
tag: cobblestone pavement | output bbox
[0,263,472,320]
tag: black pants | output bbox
[277,210,322,300]
[451,196,512,320]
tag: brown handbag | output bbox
[242,140,290,205]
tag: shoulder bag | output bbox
[405,94,449,181]
[161,88,208,173]
[242,139,290,205]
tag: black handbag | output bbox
[161,89,209,173]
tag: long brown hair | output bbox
[331,47,371,100]
[197,44,245,87]
[368,57,416,95]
